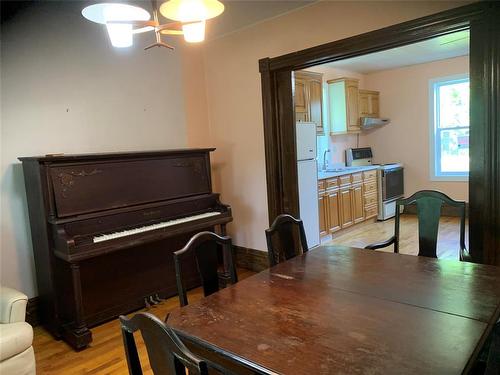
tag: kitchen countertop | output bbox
[318,165,379,180]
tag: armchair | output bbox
[0,286,36,375]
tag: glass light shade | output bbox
[182,21,205,43]
[106,24,133,47]
[82,3,150,24]
[159,0,224,22]
[82,3,150,48]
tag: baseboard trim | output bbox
[233,246,269,273]
[403,202,469,217]
[26,296,40,327]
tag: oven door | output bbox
[382,167,404,201]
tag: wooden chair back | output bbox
[174,231,237,307]
[394,190,467,258]
[265,214,309,267]
[119,312,208,375]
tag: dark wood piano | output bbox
[19,149,232,350]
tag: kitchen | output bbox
[295,30,470,257]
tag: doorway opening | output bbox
[259,2,500,265]
[293,30,469,259]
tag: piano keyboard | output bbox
[93,211,222,243]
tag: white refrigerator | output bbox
[296,122,320,248]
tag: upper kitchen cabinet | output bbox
[328,78,360,134]
[294,71,324,135]
[359,89,380,118]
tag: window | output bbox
[430,75,469,180]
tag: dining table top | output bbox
[167,245,500,375]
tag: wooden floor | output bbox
[33,269,255,374]
[325,214,468,259]
[33,216,467,374]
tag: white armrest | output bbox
[0,287,28,324]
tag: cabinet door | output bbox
[352,183,365,223]
[294,77,308,121]
[359,91,370,117]
[309,78,323,134]
[370,93,380,117]
[339,187,354,228]
[318,192,328,237]
[327,189,341,233]
[346,81,360,131]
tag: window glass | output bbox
[432,76,469,178]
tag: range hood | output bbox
[361,117,390,129]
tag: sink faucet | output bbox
[322,149,330,171]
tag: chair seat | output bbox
[0,322,33,361]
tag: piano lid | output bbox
[35,150,216,218]
[18,148,216,162]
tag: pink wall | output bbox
[186,1,471,251]
[360,55,469,200]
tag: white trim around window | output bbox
[429,73,469,182]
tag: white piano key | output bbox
[92,211,222,243]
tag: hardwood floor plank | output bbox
[324,214,468,259]
[33,269,255,374]
[33,217,467,375]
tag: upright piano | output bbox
[19,149,232,350]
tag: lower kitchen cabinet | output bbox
[352,183,365,224]
[318,169,379,239]
[339,187,354,228]
[326,189,341,233]
[318,192,328,237]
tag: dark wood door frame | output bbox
[259,2,500,265]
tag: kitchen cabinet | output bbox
[294,71,324,134]
[351,183,365,224]
[339,187,354,228]
[318,179,340,237]
[363,170,379,220]
[359,90,380,118]
[318,181,328,237]
[328,77,360,134]
[318,168,379,239]
[327,189,341,233]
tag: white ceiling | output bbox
[322,30,469,74]
[205,1,315,40]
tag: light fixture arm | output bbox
[144,0,175,50]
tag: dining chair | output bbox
[119,312,208,375]
[265,214,309,267]
[174,231,237,307]
[364,190,469,260]
[484,320,500,375]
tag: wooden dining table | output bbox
[167,245,500,374]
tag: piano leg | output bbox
[218,224,235,287]
[62,263,92,350]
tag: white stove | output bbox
[345,148,404,220]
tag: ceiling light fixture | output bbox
[82,0,224,50]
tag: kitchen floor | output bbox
[324,214,468,259]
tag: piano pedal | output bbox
[148,295,159,307]
[153,293,164,304]
[144,297,152,310]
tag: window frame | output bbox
[429,73,470,181]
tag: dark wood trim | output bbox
[469,3,500,266]
[259,2,500,265]
[261,3,484,72]
[233,246,268,273]
[26,297,41,327]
